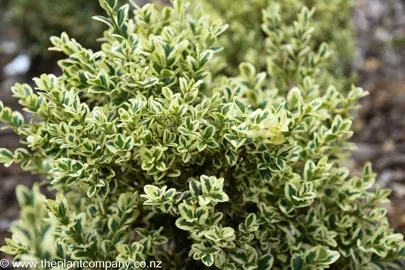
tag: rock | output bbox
[3,53,31,77]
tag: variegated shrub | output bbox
[1,0,404,269]
[189,0,356,89]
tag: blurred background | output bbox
[1,0,405,263]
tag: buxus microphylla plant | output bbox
[188,0,356,90]
[1,0,404,269]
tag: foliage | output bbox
[189,0,356,89]
[1,0,404,269]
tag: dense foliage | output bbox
[1,0,404,269]
[189,0,356,89]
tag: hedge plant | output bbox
[1,0,404,269]
[189,0,356,89]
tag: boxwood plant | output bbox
[1,0,404,269]
[189,0,356,89]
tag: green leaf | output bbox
[245,213,258,231]
[0,148,14,163]
[175,217,194,231]
[309,99,322,111]
[143,185,160,199]
[233,97,246,114]
[87,186,97,198]
[240,62,256,79]
[179,202,195,221]
[142,78,159,88]
[199,50,214,66]
[92,15,114,28]
[258,254,274,270]
[189,180,202,196]
[11,111,24,127]
[117,4,129,26]
[203,126,215,139]
[0,107,12,123]
[114,134,125,149]
[105,0,118,9]
[304,160,315,181]
[201,254,214,267]
[291,254,303,270]
[201,175,213,194]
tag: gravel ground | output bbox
[1,0,405,264]
[351,0,405,234]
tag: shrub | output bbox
[189,0,356,89]
[1,0,404,269]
